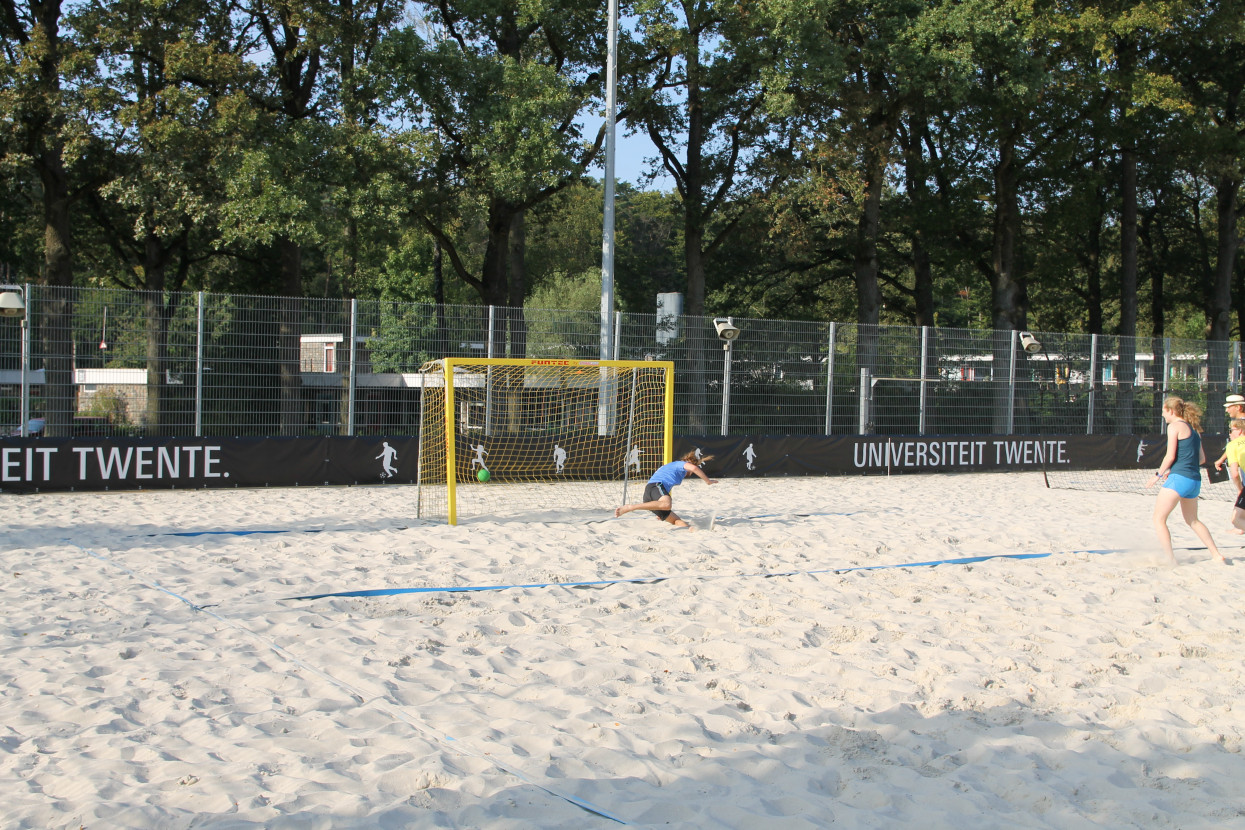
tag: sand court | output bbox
[3,473,1244,828]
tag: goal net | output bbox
[415,358,674,524]
[1042,433,1235,500]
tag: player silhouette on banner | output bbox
[375,441,398,478]
[626,445,643,473]
[553,444,567,474]
[743,442,757,471]
[470,443,488,470]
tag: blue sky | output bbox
[583,117,674,191]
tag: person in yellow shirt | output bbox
[1213,394,1245,473]
[1226,419,1245,534]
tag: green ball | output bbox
[477,468,490,482]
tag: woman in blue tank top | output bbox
[614,451,718,528]
[1148,396,1226,565]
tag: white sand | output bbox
[3,473,1244,828]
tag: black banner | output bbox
[673,433,1227,479]
[0,436,421,492]
[0,433,1227,493]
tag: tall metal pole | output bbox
[720,340,733,436]
[599,0,618,361]
[597,0,620,438]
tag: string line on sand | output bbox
[70,544,632,827]
[132,508,895,538]
[285,545,1161,602]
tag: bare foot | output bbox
[614,506,624,518]
[1229,527,1244,535]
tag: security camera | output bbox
[1018,331,1041,354]
[0,291,26,319]
[713,318,740,342]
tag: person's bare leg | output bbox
[616,495,672,518]
[663,512,690,529]
[1233,507,1245,535]
[1179,497,1226,563]
[1153,488,1180,565]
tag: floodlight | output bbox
[713,318,741,342]
[0,290,25,319]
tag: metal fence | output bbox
[1,284,1240,439]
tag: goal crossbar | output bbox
[417,357,675,525]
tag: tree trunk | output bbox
[277,237,303,436]
[38,154,75,438]
[991,128,1025,434]
[1118,144,1139,433]
[507,210,527,359]
[1206,174,1241,393]
[143,233,169,436]
[433,240,449,359]
[684,224,709,433]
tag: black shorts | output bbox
[1235,488,1245,511]
[644,482,671,521]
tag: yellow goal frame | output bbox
[431,357,674,525]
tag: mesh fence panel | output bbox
[5,284,1241,439]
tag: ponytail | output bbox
[1163,396,1204,431]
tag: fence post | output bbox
[859,367,871,435]
[919,325,929,435]
[485,305,495,436]
[720,321,733,436]
[19,283,31,436]
[824,322,836,435]
[1087,333,1099,435]
[347,298,358,435]
[194,291,204,436]
[613,310,622,361]
[1235,341,1242,390]
[1007,331,1017,434]
[1162,337,1172,432]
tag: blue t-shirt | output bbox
[648,460,690,492]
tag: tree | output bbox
[1,0,101,435]
[1160,0,1245,389]
[384,0,608,357]
[624,0,781,428]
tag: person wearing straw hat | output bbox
[1213,394,1245,472]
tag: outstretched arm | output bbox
[685,463,718,485]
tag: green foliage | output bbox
[1,0,1242,346]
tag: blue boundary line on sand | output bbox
[284,546,1134,602]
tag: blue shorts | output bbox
[1162,472,1201,499]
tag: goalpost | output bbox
[416,357,675,524]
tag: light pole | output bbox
[714,318,741,435]
[599,0,618,362]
